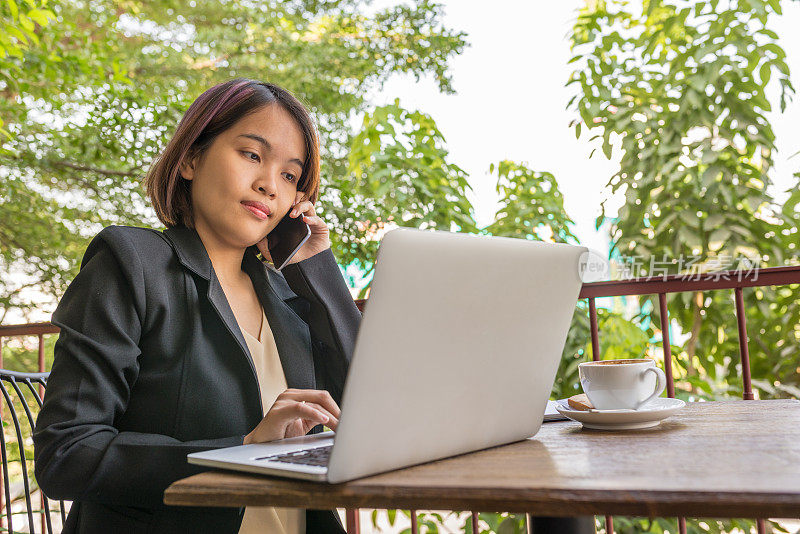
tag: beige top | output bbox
[237,305,305,534]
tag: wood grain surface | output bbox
[164,400,800,517]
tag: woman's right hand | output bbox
[243,388,341,445]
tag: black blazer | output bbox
[33,224,361,533]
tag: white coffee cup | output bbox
[578,358,667,411]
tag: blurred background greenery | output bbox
[2,0,799,532]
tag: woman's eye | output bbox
[242,151,260,162]
[283,172,297,183]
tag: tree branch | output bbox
[52,160,138,177]
[685,291,703,379]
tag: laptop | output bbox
[188,227,587,483]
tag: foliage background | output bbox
[2,0,799,532]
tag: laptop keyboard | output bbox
[255,445,332,467]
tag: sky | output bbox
[369,0,800,255]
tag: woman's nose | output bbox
[256,170,279,197]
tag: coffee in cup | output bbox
[578,358,667,411]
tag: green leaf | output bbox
[602,139,612,159]
[678,226,702,249]
[705,214,725,228]
[6,25,29,45]
[702,165,721,187]
[759,61,772,86]
[708,228,731,247]
[18,12,34,31]
[764,43,786,60]
[497,517,519,534]
[6,0,19,19]
[729,224,751,237]
[26,8,51,26]
[683,210,700,228]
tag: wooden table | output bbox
[164,400,800,520]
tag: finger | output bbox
[296,409,336,436]
[306,404,339,430]
[305,402,339,430]
[284,389,340,419]
[290,201,315,218]
[276,388,341,418]
[301,214,326,230]
[285,400,329,426]
[294,191,306,206]
[309,390,341,419]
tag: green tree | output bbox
[483,160,577,243]
[568,0,798,398]
[337,99,479,293]
[568,0,798,531]
[0,0,56,140]
[0,0,467,320]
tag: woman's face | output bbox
[180,103,306,250]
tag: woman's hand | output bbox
[243,388,341,445]
[256,191,331,266]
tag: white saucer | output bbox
[554,398,686,430]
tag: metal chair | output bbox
[0,369,66,533]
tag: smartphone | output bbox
[264,211,311,271]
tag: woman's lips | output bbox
[242,202,270,220]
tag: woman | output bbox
[33,78,359,533]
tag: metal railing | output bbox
[576,264,800,534]
[0,324,60,533]
[2,264,799,533]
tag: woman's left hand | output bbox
[256,191,331,266]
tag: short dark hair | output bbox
[145,78,321,229]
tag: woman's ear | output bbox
[178,158,195,181]
[179,149,201,181]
